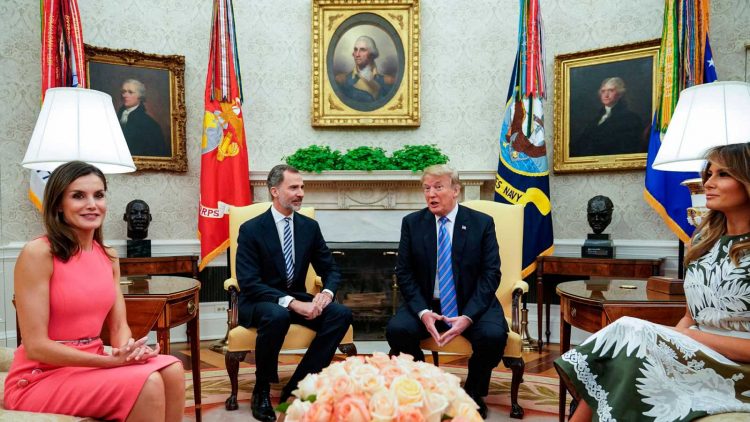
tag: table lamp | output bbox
[21,87,136,173]
[652,81,750,225]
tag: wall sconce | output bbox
[22,87,136,173]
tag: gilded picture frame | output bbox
[311,0,420,127]
[85,45,187,172]
[553,39,660,173]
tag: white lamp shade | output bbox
[22,87,136,173]
[652,81,750,172]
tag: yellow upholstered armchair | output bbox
[222,202,356,411]
[419,200,527,419]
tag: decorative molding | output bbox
[250,170,497,210]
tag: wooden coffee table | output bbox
[119,276,202,422]
[556,278,686,422]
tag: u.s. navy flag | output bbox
[644,0,716,242]
[494,0,553,277]
[31,0,87,210]
[198,0,252,270]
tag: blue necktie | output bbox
[283,217,294,288]
[438,217,458,320]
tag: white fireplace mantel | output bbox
[250,170,497,210]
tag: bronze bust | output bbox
[587,195,614,234]
[123,199,152,240]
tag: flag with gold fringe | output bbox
[644,0,717,242]
[494,0,553,278]
[31,0,87,210]
[198,0,252,270]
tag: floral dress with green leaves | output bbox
[555,233,750,421]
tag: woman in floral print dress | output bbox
[555,143,750,422]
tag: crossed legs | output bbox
[126,361,185,422]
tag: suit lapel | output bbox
[452,205,469,282]
[260,209,287,279]
[422,211,438,291]
[292,213,309,282]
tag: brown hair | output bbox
[685,143,750,266]
[43,161,113,262]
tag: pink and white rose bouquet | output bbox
[283,352,483,422]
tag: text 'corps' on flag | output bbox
[494,0,553,278]
[198,0,252,270]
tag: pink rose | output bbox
[332,394,370,422]
[330,374,356,399]
[396,405,426,422]
[366,352,392,369]
[380,365,407,384]
[369,390,399,421]
[301,401,333,422]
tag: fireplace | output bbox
[329,242,400,340]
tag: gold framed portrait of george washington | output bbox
[85,44,187,172]
[553,39,660,173]
[311,0,420,127]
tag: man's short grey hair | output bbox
[600,77,626,96]
[123,78,146,101]
[355,35,379,60]
[267,164,299,191]
[421,164,459,186]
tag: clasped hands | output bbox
[421,311,472,347]
[290,291,333,320]
[111,336,160,365]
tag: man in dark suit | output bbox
[236,164,352,421]
[386,164,508,419]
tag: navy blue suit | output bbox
[236,208,351,393]
[386,205,508,396]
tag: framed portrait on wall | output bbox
[85,45,187,172]
[311,0,420,127]
[553,39,660,173]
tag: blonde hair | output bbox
[421,164,459,186]
[685,143,750,266]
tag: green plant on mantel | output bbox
[391,144,449,171]
[339,146,396,171]
[284,145,341,173]
[283,144,448,173]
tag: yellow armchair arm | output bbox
[512,279,529,294]
[224,277,240,291]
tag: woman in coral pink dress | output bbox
[4,161,185,421]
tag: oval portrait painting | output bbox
[327,13,405,112]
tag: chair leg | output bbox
[432,351,440,366]
[224,350,247,411]
[338,343,357,356]
[502,357,525,419]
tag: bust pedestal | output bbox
[127,239,151,258]
[581,233,615,258]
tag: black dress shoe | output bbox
[470,394,488,419]
[251,389,276,422]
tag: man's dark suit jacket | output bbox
[235,208,341,327]
[571,100,645,157]
[118,104,169,157]
[396,205,502,322]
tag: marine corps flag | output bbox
[198,0,252,270]
[494,0,553,277]
[31,0,87,210]
[644,0,716,242]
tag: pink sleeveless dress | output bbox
[3,240,180,421]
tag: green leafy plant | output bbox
[283,145,341,173]
[391,144,449,171]
[338,146,397,171]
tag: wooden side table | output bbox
[119,276,202,422]
[535,255,664,349]
[119,255,199,279]
[556,279,686,422]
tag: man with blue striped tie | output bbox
[386,164,508,419]
[235,164,352,421]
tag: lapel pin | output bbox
[462,225,467,230]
